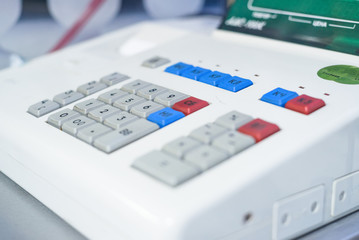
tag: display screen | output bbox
[219,0,359,55]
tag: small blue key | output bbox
[199,71,231,86]
[147,107,185,128]
[217,76,253,92]
[181,67,211,80]
[260,87,299,107]
[165,62,193,75]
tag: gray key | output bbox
[212,131,255,155]
[214,111,253,130]
[77,81,107,96]
[154,90,189,107]
[189,123,228,144]
[120,80,150,94]
[28,99,60,117]
[104,112,139,129]
[132,150,199,187]
[100,72,129,86]
[88,105,121,122]
[162,136,202,159]
[136,84,168,100]
[62,116,95,135]
[130,101,164,118]
[53,90,84,106]
[73,99,105,114]
[113,94,146,111]
[77,123,112,144]
[94,119,159,153]
[142,56,170,68]
[47,108,80,128]
[184,145,228,171]
[97,89,128,104]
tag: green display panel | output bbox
[219,0,359,55]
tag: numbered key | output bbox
[77,81,107,96]
[104,112,139,129]
[162,136,202,159]
[94,119,159,153]
[132,150,200,187]
[214,111,253,130]
[113,94,146,111]
[28,99,60,117]
[62,116,95,135]
[130,101,165,118]
[47,108,80,128]
[53,90,84,106]
[121,80,150,94]
[136,84,168,100]
[88,105,121,122]
[184,145,228,171]
[212,131,255,155]
[73,99,105,114]
[97,89,128,104]
[189,123,228,144]
[154,90,189,107]
[77,123,112,144]
[100,72,129,86]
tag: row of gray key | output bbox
[46,79,190,153]
[132,111,256,187]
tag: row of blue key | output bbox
[165,62,253,92]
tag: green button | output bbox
[317,65,359,85]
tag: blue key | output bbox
[198,71,231,86]
[217,76,253,92]
[165,62,193,75]
[261,88,299,107]
[181,67,211,80]
[147,107,185,128]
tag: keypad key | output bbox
[214,111,253,130]
[130,101,165,118]
[184,145,228,171]
[163,136,202,159]
[181,67,211,80]
[238,118,280,142]
[285,94,326,115]
[73,99,105,114]
[113,94,146,111]
[217,76,253,92]
[77,81,107,96]
[47,108,80,128]
[198,71,230,86]
[94,119,159,153]
[172,96,209,115]
[53,90,84,106]
[260,88,299,107]
[121,80,150,94]
[100,72,129,86]
[77,123,112,144]
[62,116,95,136]
[97,89,128,104]
[104,112,139,129]
[165,62,193,75]
[154,90,189,107]
[147,107,185,128]
[28,99,60,117]
[136,84,168,100]
[189,123,228,144]
[142,56,170,68]
[212,131,255,155]
[88,105,121,122]
[132,150,200,187]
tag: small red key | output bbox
[172,97,209,115]
[238,118,280,143]
[285,94,325,115]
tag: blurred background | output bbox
[0,0,226,69]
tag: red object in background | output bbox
[172,97,209,115]
[238,118,280,142]
[285,94,326,115]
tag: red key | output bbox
[285,94,325,115]
[172,97,209,115]
[238,118,280,143]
